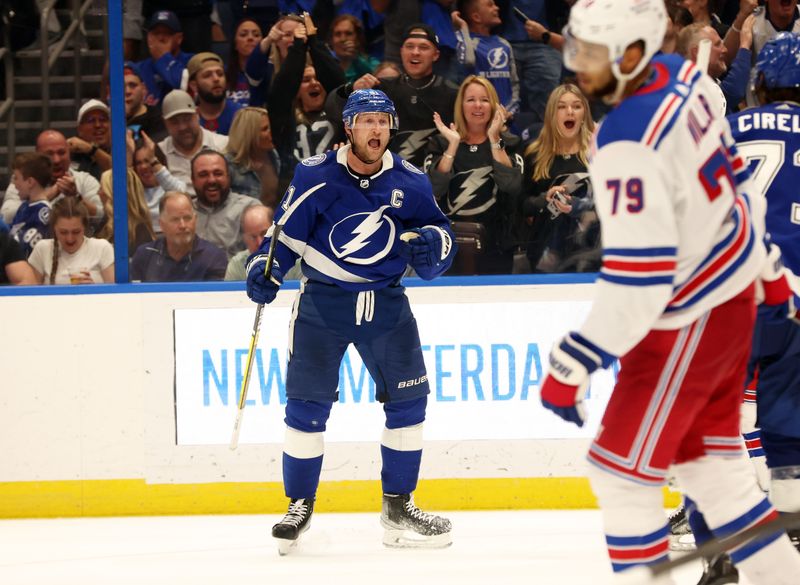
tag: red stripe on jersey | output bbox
[671,198,748,305]
[745,438,762,450]
[603,260,677,272]
[679,62,697,83]
[645,94,680,146]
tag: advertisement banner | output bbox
[174,300,616,445]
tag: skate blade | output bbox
[275,537,299,556]
[668,533,696,552]
[382,527,452,549]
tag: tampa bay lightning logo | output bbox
[329,205,396,265]
[488,47,508,69]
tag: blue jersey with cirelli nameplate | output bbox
[262,146,453,291]
[728,101,800,275]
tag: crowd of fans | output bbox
[1,0,799,285]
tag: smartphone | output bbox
[513,6,530,23]
[128,124,141,141]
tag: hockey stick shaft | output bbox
[229,224,283,450]
[649,510,800,577]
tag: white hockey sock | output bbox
[674,455,800,585]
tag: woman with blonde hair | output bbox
[424,74,522,275]
[28,197,115,285]
[521,83,598,273]
[225,106,280,205]
[96,168,155,254]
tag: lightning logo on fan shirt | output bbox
[330,205,397,265]
[448,166,495,215]
[396,129,436,161]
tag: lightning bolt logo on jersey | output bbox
[330,205,397,264]
[447,166,496,216]
[261,146,454,291]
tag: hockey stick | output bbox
[624,510,800,581]
[696,38,712,74]
[229,224,283,451]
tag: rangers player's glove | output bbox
[398,226,453,280]
[759,242,800,325]
[246,255,283,305]
[540,335,596,427]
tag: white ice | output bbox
[0,510,754,585]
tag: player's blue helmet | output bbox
[342,89,399,130]
[755,32,800,91]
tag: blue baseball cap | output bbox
[123,61,143,80]
[146,10,181,33]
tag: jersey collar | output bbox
[336,144,394,180]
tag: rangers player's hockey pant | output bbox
[585,286,800,583]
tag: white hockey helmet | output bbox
[564,0,668,84]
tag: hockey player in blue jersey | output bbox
[246,89,456,554]
[539,1,800,583]
[696,32,800,584]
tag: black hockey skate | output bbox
[381,493,452,548]
[272,498,314,555]
[696,553,739,585]
[788,528,800,552]
[668,505,696,551]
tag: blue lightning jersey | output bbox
[728,102,800,275]
[455,31,520,115]
[260,146,454,291]
[9,200,51,258]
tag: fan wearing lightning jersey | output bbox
[9,153,53,258]
[246,89,455,555]
[326,24,459,168]
[452,0,520,116]
[424,75,522,274]
[266,14,345,186]
[728,32,800,552]
[539,1,800,583]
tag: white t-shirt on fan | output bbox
[28,237,114,284]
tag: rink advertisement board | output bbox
[174,301,617,445]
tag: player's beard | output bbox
[349,132,386,165]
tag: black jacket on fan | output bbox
[423,133,523,254]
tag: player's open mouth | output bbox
[368,138,381,149]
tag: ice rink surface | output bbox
[0,510,755,585]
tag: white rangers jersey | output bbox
[576,54,764,365]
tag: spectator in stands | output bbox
[124,61,167,142]
[663,1,695,53]
[157,89,229,189]
[0,231,37,285]
[725,0,800,106]
[224,204,273,280]
[1,130,102,225]
[373,60,402,79]
[329,23,459,168]
[268,13,346,181]
[224,107,280,203]
[226,18,264,107]
[8,152,52,257]
[245,14,306,107]
[521,84,598,274]
[681,0,729,37]
[130,191,227,282]
[452,0,520,116]
[144,0,213,54]
[421,0,460,80]
[191,150,260,258]
[329,14,380,82]
[28,198,115,284]
[68,99,112,180]
[187,52,244,135]
[424,75,522,275]
[369,0,421,65]
[499,1,563,127]
[133,130,188,234]
[137,10,193,106]
[677,18,755,113]
[96,169,156,254]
